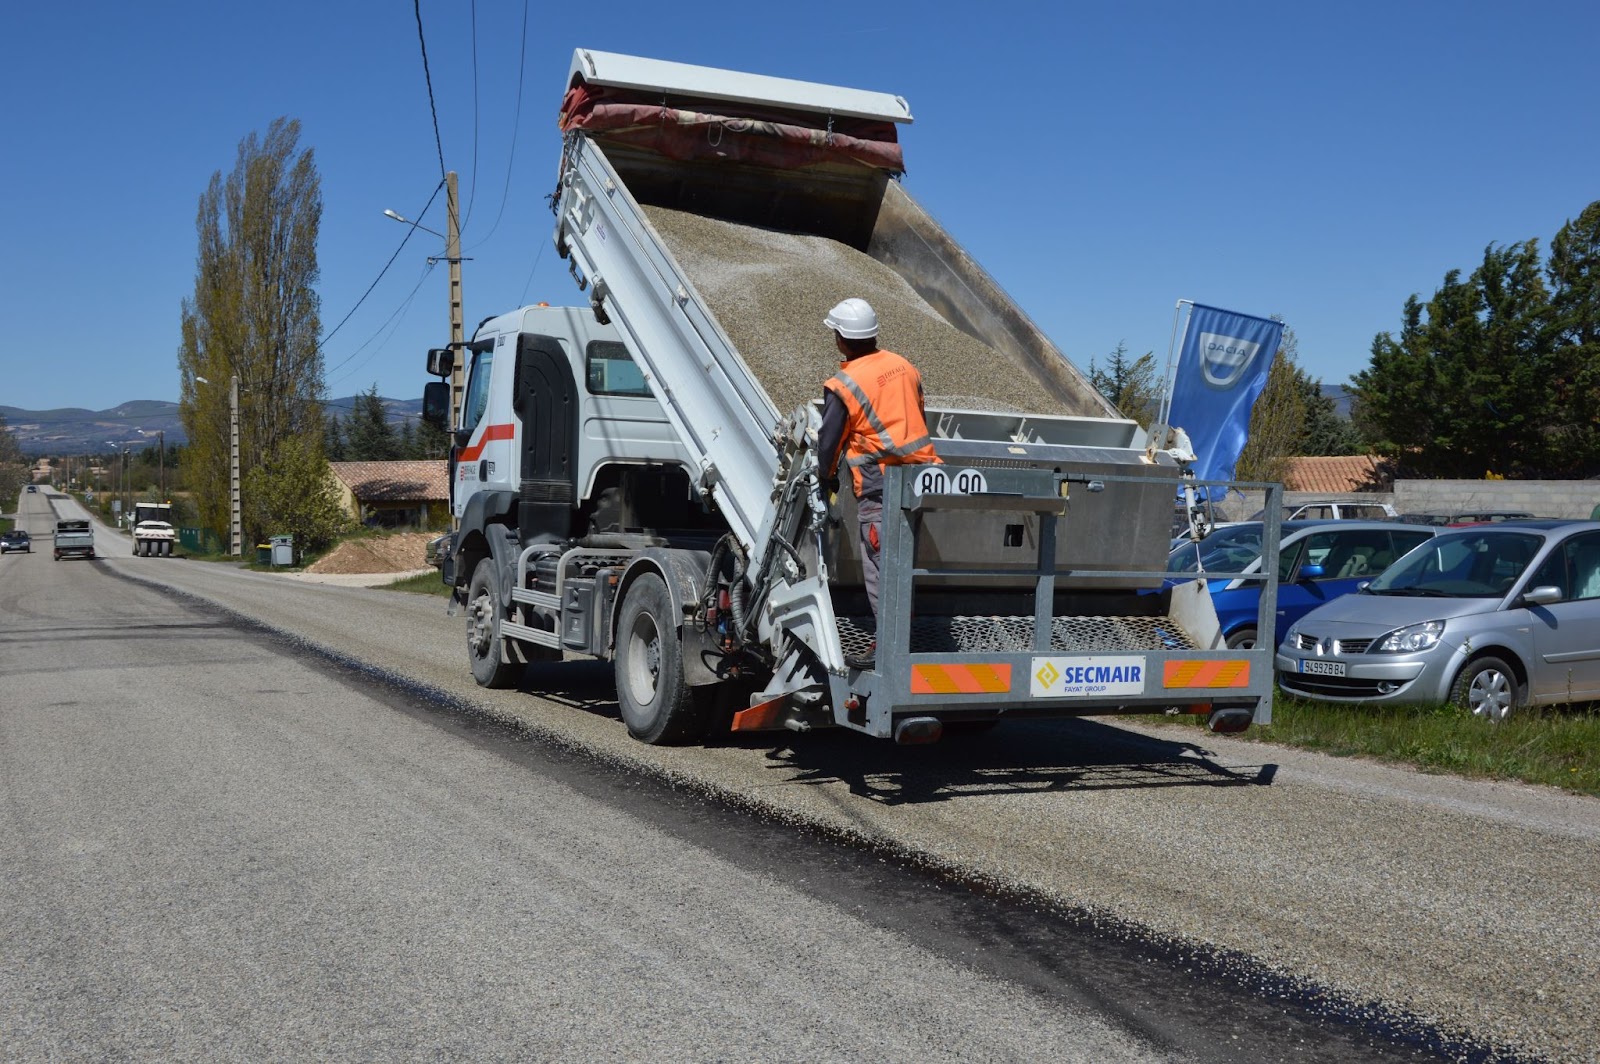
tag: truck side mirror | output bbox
[421,381,450,431]
[427,348,455,378]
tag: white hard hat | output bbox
[823,297,879,340]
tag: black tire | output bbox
[466,559,523,689]
[1225,628,1258,651]
[614,573,707,744]
[1450,655,1521,722]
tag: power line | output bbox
[413,0,447,184]
[465,0,528,253]
[326,262,438,392]
[461,0,481,231]
[320,179,445,362]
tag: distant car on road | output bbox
[26,484,37,493]
[1166,520,1438,650]
[1277,521,1600,720]
[1,530,32,553]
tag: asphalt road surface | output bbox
[3,488,1595,1061]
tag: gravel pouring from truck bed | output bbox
[114,558,1600,1064]
[644,205,1075,418]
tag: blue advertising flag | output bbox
[1166,304,1283,493]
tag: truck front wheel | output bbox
[615,573,707,744]
[466,559,522,689]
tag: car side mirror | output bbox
[421,381,450,431]
[1297,564,1325,582]
[1522,585,1563,607]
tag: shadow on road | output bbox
[738,718,1277,805]
[512,659,1277,806]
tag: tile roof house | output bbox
[328,461,450,528]
[1282,455,1382,494]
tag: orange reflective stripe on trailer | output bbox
[1162,659,1252,689]
[910,663,1012,695]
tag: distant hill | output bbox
[1,396,422,456]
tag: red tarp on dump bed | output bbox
[558,84,904,173]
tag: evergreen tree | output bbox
[345,384,399,461]
[177,117,323,544]
[397,418,417,459]
[1547,200,1600,473]
[324,413,347,461]
[1086,342,1160,427]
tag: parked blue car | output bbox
[1166,520,1439,649]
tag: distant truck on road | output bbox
[131,502,176,557]
[54,519,94,561]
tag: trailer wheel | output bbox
[466,559,522,689]
[615,573,707,744]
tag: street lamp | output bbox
[383,208,444,240]
[194,374,242,556]
[106,441,126,528]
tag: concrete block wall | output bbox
[1220,483,1600,522]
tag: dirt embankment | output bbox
[305,533,433,575]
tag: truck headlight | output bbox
[1374,620,1444,654]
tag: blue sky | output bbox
[2,0,1595,413]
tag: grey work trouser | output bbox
[857,495,883,618]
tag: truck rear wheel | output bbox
[615,573,707,744]
[466,559,523,689]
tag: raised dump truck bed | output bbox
[430,48,1280,743]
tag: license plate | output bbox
[1299,659,1345,677]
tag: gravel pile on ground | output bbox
[306,533,432,575]
[644,206,1075,417]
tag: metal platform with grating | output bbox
[836,614,1198,657]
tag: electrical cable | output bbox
[413,0,448,184]
[461,0,480,231]
[320,179,445,363]
[463,0,529,253]
[326,262,438,391]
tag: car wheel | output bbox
[1451,655,1521,722]
[614,572,707,745]
[466,559,522,689]
[1225,628,1258,651]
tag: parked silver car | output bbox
[1276,521,1600,720]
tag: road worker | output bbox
[816,298,942,655]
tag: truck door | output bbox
[453,338,516,519]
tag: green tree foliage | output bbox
[324,413,347,461]
[0,413,29,501]
[242,433,354,555]
[343,384,400,461]
[1351,204,1600,478]
[1236,343,1306,485]
[177,117,324,544]
[1086,342,1160,427]
[1547,201,1600,472]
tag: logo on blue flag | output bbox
[1166,304,1284,493]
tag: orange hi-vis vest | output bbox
[823,348,942,498]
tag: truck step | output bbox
[836,614,1199,656]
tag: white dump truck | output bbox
[421,49,1281,744]
[131,502,176,557]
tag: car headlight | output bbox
[1374,620,1445,654]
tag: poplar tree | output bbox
[177,117,329,542]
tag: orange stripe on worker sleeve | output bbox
[459,423,516,462]
[1162,660,1251,689]
[911,663,1012,695]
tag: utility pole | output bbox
[158,430,165,497]
[446,170,464,426]
[230,374,242,556]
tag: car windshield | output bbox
[1366,530,1540,598]
[1167,524,1263,574]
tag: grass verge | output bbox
[380,569,452,596]
[1151,693,1600,797]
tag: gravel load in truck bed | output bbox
[643,206,1080,419]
